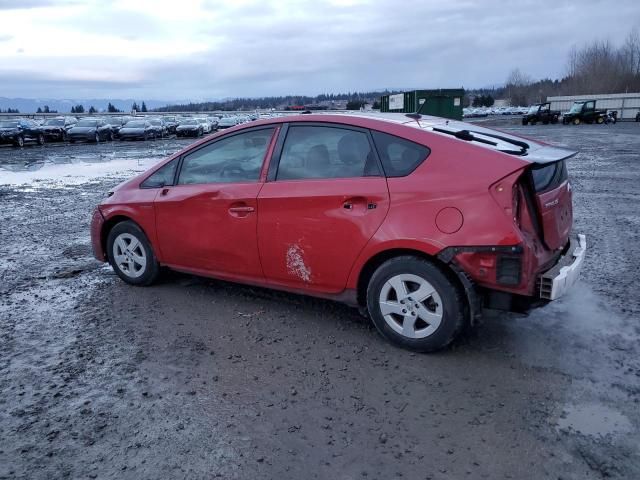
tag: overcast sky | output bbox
[0,0,638,101]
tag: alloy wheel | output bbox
[112,233,147,279]
[378,274,443,339]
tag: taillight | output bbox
[512,183,521,228]
[490,169,525,224]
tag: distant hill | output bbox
[0,98,174,114]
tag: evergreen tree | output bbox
[131,102,139,112]
[43,105,50,113]
[36,107,43,113]
[141,101,147,112]
[88,106,97,114]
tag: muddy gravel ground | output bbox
[0,123,639,480]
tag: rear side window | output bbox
[530,160,568,192]
[141,158,178,188]
[277,126,380,180]
[371,131,430,177]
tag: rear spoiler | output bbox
[422,123,576,164]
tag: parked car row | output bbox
[463,106,529,118]
[0,113,262,147]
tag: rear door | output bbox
[257,123,389,293]
[154,127,276,281]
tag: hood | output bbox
[177,125,198,130]
[120,127,145,133]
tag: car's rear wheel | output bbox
[596,116,604,124]
[14,135,24,148]
[573,118,581,125]
[37,133,45,145]
[107,221,160,286]
[366,256,466,352]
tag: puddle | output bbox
[557,403,633,438]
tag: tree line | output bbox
[503,27,640,106]
[153,91,399,112]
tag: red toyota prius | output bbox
[90,112,586,352]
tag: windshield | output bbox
[76,120,97,127]
[44,119,64,126]
[180,120,197,125]
[0,121,20,128]
[527,105,539,114]
[125,121,146,128]
[569,102,584,114]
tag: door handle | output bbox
[228,206,255,213]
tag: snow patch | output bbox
[0,158,161,188]
[286,244,311,282]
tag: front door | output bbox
[257,124,389,293]
[154,127,276,282]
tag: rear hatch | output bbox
[526,160,573,250]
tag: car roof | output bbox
[227,111,574,164]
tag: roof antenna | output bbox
[405,113,422,127]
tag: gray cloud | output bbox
[1,0,639,100]
[0,0,77,9]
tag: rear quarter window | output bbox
[371,131,430,177]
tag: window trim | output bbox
[268,121,384,182]
[173,125,277,187]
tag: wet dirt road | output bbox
[1,124,639,479]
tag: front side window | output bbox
[276,126,380,180]
[141,158,179,188]
[371,131,430,177]
[178,128,275,185]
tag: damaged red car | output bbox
[90,112,586,352]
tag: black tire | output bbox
[14,135,24,148]
[62,131,68,142]
[522,118,528,126]
[69,139,76,144]
[573,118,580,125]
[106,221,160,286]
[94,132,100,143]
[366,256,466,352]
[596,116,604,124]
[107,132,113,141]
[37,133,45,145]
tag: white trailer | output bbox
[547,93,640,120]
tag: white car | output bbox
[217,116,238,129]
[195,118,211,133]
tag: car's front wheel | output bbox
[107,221,160,286]
[366,256,466,352]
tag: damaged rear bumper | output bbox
[539,234,586,300]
